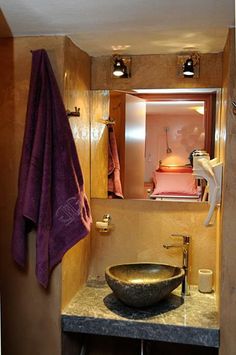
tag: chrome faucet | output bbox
[163,234,190,296]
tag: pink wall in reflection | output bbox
[145,113,205,181]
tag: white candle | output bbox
[198,269,213,293]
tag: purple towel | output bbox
[12,49,92,287]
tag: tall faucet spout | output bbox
[163,234,190,296]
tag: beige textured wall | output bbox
[91,53,223,199]
[0,36,64,355]
[0,9,12,37]
[90,199,217,286]
[92,53,222,90]
[61,37,92,308]
[220,29,236,355]
[90,90,109,198]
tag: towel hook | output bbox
[103,117,115,125]
[232,101,236,115]
[66,106,80,117]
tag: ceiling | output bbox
[1,0,235,56]
[146,101,204,116]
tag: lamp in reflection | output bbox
[194,106,204,115]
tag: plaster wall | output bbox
[0,9,12,37]
[219,29,236,355]
[89,199,216,286]
[91,53,223,198]
[0,34,93,353]
[145,112,205,181]
[61,37,92,308]
[92,53,222,90]
[0,36,64,355]
[90,90,110,198]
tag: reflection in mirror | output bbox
[91,90,216,201]
[144,100,205,201]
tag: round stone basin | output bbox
[105,263,185,308]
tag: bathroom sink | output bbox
[105,262,185,308]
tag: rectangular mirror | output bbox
[90,89,217,201]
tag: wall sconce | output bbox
[177,52,200,78]
[183,58,194,77]
[112,55,131,78]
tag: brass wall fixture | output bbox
[96,214,112,232]
[112,55,132,78]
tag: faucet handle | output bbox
[171,234,190,244]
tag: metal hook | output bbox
[66,106,80,117]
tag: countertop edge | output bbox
[61,314,220,348]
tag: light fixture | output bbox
[112,55,131,78]
[194,106,205,115]
[113,57,126,77]
[177,52,200,79]
[183,58,194,77]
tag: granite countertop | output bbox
[61,279,219,348]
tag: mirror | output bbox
[91,90,216,200]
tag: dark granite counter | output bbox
[61,280,219,348]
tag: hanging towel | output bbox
[108,125,124,198]
[12,49,92,287]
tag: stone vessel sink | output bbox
[105,263,185,308]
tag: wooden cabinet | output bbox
[145,340,218,355]
[62,333,218,355]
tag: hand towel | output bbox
[12,49,92,287]
[108,125,124,198]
